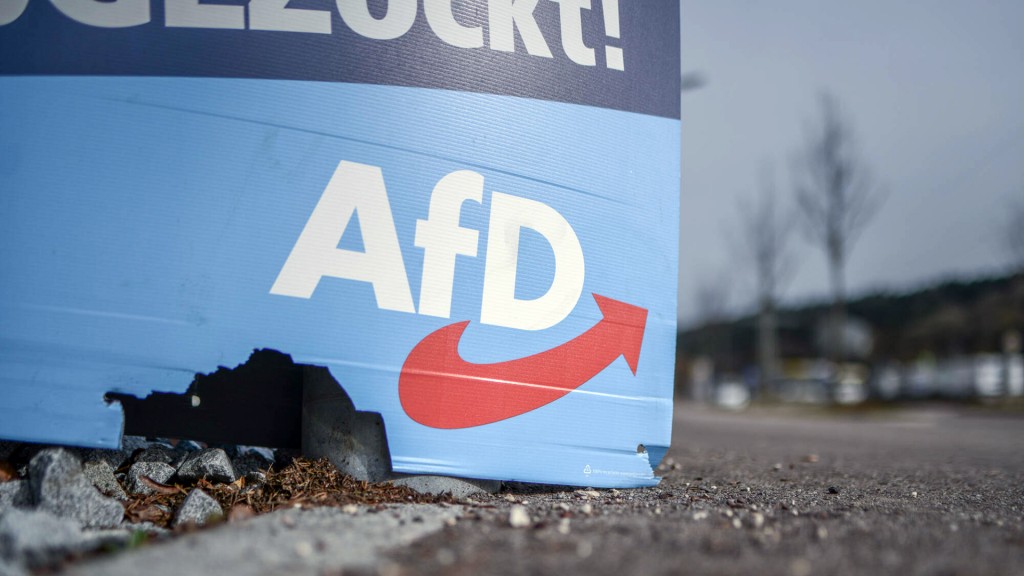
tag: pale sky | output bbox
[678,1,1024,326]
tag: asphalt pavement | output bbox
[60,402,1024,576]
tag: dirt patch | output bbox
[122,457,453,529]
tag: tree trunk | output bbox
[828,251,847,365]
[757,297,779,393]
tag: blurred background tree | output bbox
[792,93,884,362]
[736,165,796,385]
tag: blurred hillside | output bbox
[678,272,1024,404]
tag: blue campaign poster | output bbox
[0,0,679,487]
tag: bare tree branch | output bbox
[736,164,797,381]
[738,165,797,304]
[792,92,884,361]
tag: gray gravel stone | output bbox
[80,449,130,471]
[0,508,82,568]
[238,446,275,461]
[175,449,236,484]
[132,447,177,465]
[82,460,127,501]
[240,472,267,495]
[302,367,392,482]
[0,508,132,569]
[67,505,463,576]
[389,475,501,499]
[125,462,176,496]
[0,482,30,513]
[232,453,273,478]
[175,440,204,453]
[76,437,154,471]
[121,437,155,453]
[172,489,222,529]
[28,449,123,529]
[81,451,126,470]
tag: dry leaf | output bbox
[139,475,182,495]
[0,461,17,483]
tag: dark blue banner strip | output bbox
[0,0,680,118]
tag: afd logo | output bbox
[271,160,647,428]
[271,160,586,331]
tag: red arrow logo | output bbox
[399,294,648,429]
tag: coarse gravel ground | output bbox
[52,402,1024,576]
[60,505,464,576]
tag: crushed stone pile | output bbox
[0,439,449,574]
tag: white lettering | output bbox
[550,0,593,66]
[602,0,623,70]
[250,0,332,34]
[487,0,551,58]
[414,170,484,318]
[275,163,587,330]
[270,161,416,313]
[0,0,30,26]
[337,0,417,40]
[424,0,483,49]
[49,0,150,28]
[29,0,626,70]
[481,192,584,330]
[165,0,244,29]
